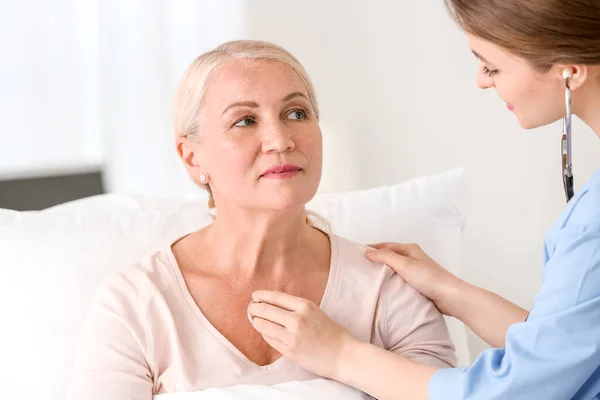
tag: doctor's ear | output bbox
[557,65,588,91]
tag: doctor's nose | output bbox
[476,64,495,90]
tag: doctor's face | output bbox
[467,34,567,130]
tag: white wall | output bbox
[243,0,600,358]
[0,0,102,180]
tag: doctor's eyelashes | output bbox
[481,65,499,77]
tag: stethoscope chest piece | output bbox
[247,299,255,323]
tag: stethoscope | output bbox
[562,68,575,203]
[524,70,575,323]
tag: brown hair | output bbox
[445,0,600,71]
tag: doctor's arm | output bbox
[429,220,600,399]
[366,243,528,348]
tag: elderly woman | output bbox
[66,40,456,399]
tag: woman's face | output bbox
[179,59,322,214]
[468,34,567,129]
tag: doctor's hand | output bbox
[249,290,358,380]
[365,243,464,317]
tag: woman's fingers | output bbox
[368,242,425,259]
[369,242,402,250]
[252,290,311,313]
[252,317,291,345]
[260,333,288,355]
[249,301,296,329]
[250,291,319,334]
[365,248,413,276]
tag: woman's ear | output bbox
[176,136,204,183]
[177,136,198,167]
[557,65,588,91]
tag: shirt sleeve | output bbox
[429,188,600,400]
[66,273,154,400]
[382,270,457,368]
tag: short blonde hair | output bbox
[173,40,320,141]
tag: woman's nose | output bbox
[261,121,295,153]
[476,64,495,90]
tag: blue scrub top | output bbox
[430,168,600,400]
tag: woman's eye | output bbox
[234,117,255,127]
[287,109,307,120]
[481,65,499,77]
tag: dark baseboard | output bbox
[0,171,105,211]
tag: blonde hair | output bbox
[173,40,320,141]
[172,40,328,233]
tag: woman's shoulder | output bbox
[331,234,396,280]
[331,234,421,299]
[564,171,600,229]
[94,245,176,306]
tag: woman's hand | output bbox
[365,242,463,317]
[249,290,358,379]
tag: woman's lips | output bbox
[260,165,302,179]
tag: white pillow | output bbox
[0,168,468,400]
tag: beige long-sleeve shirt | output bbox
[67,234,456,399]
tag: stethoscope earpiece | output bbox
[562,68,574,81]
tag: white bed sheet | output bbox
[153,379,371,400]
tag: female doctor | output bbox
[248,0,600,399]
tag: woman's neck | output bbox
[585,110,600,140]
[576,78,600,139]
[201,207,324,282]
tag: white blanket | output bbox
[153,379,371,400]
